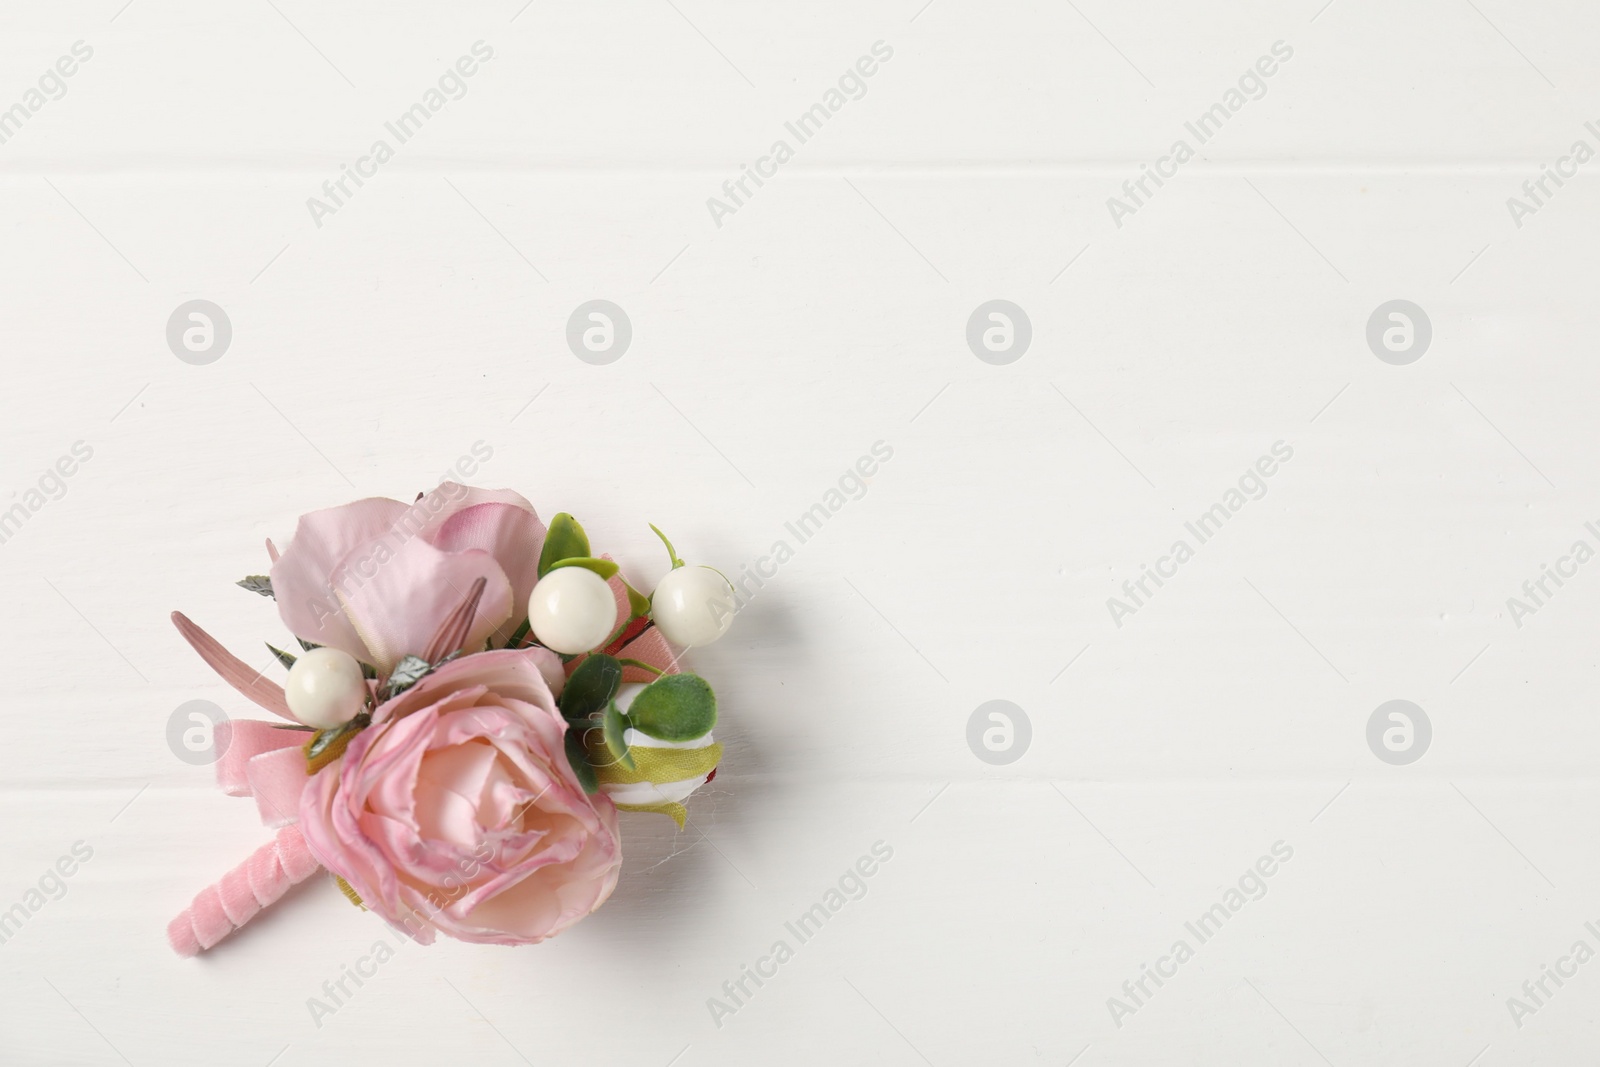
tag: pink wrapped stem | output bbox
[167,825,321,957]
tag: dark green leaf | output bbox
[295,637,322,653]
[564,729,598,794]
[265,643,297,670]
[603,699,635,770]
[626,673,716,741]
[560,654,621,719]
[385,654,432,698]
[237,575,275,598]
[648,523,685,569]
[537,513,591,578]
[549,556,620,580]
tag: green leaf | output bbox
[626,673,716,741]
[549,556,620,580]
[265,643,297,670]
[564,730,599,794]
[560,654,622,720]
[238,575,275,598]
[538,514,591,578]
[295,637,322,653]
[306,713,370,774]
[648,524,685,569]
[603,699,635,770]
[384,654,432,698]
[622,579,651,619]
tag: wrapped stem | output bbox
[167,825,321,957]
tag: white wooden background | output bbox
[3,1,1598,1063]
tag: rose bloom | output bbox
[298,648,622,945]
[269,483,545,672]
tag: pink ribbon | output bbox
[167,825,320,957]
[167,616,321,957]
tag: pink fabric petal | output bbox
[374,649,563,726]
[414,741,499,846]
[338,537,513,673]
[431,502,545,646]
[412,485,538,539]
[448,812,619,943]
[271,496,411,661]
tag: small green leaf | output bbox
[622,579,651,619]
[560,654,622,720]
[603,699,636,770]
[265,643,297,670]
[648,524,685,569]
[564,730,599,794]
[238,575,275,598]
[384,654,432,698]
[626,673,716,741]
[295,637,322,653]
[549,556,620,580]
[306,713,370,774]
[538,514,591,578]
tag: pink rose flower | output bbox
[269,483,545,672]
[298,648,622,946]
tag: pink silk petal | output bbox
[414,741,500,846]
[216,721,309,797]
[170,613,295,721]
[413,485,538,539]
[246,746,313,828]
[338,537,513,673]
[265,538,279,564]
[270,496,411,662]
[167,826,321,957]
[372,649,562,730]
[528,647,566,699]
[430,502,545,647]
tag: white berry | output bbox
[528,566,617,655]
[285,647,367,729]
[651,566,735,647]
